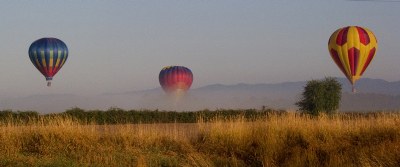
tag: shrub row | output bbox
[0,107,283,125]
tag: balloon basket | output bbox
[352,85,356,93]
[47,81,52,87]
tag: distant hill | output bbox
[337,78,400,96]
[188,78,400,111]
[1,78,399,113]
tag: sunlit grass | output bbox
[0,112,399,166]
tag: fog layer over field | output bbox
[1,78,399,113]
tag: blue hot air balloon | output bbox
[28,38,68,86]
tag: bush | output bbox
[296,77,342,115]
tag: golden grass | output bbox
[0,112,400,166]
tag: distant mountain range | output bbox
[1,78,399,113]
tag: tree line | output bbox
[0,107,397,126]
[0,107,284,125]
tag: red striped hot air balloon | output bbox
[328,26,378,92]
[159,66,193,94]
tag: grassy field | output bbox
[0,112,400,167]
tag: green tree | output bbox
[296,77,342,115]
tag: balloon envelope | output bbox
[328,26,378,90]
[159,66,193,93]
[28,38,68,86]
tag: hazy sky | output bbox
[1,0,399,97]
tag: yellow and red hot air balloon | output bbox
[328,26,378,92]
[159,66,193,94]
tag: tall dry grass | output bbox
[0,112,400,166]
[196,112,400,166]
